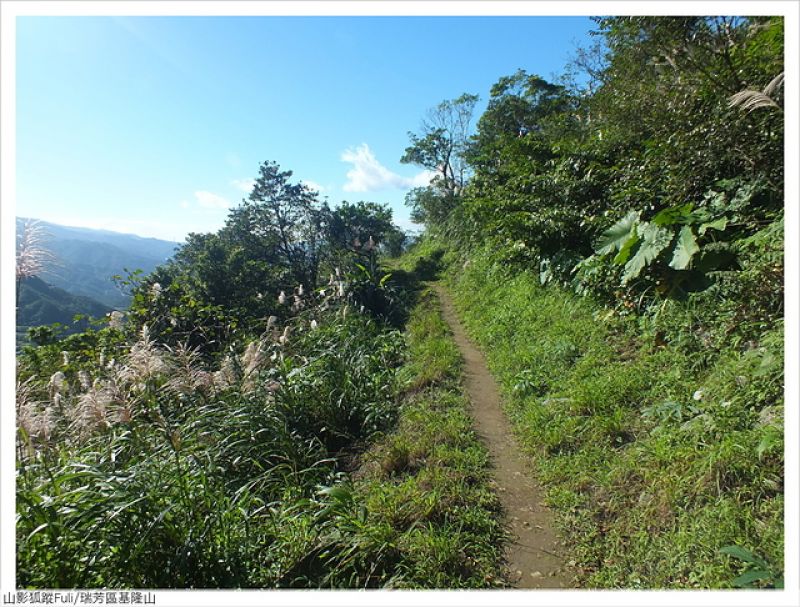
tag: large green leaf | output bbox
[694,248,738,273]
[720,546,765,567]
[596,212,639,255]
[698,217,728,235]
[622,223,673,284]
[652,203,693,226]
[669,226,699,270]
[612,232,640,265]
[732,570,772,588]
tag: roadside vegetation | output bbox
[443,249,783,588]
[16,182,505,587]
[345,286,507,588]
[397,16,783,589]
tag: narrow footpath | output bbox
[433,284,571,589]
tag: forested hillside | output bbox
[16,276,111,340]
[16,218,179,309]
[15,15,784,590]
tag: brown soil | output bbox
[433,284,572,589]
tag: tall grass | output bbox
[17,269,506,588]
[17,298,404,587]
[445,246,783,588]
[324,288,507,588]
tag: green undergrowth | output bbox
[443,249,783,589]
[347,287,508,588]
[16,281,507,588]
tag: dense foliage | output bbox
[401,15,784,589]
[16,156,505,588]
[448,251,783,588]
[412,17,782,320]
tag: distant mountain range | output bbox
[17,218,180,309]
[16,218,180,342]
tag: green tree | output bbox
[401,93,479,218]
[323,200,404,269]
[401,93,479,197]
[467,70,572,177]
[228,160,327,289]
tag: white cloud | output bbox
[194,190,231,209]
[301,179,326,193]
[410,169,437,188]
[394,215,425,234]
[341,143,432,193]
[231,178,255,194]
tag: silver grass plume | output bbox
[729,72,784,113]
[16,220,55,308]
[16,220,55,282]
[165,342,210,395]
[17,378,55,453]
[121,324,170,385]
[70,387,113,438]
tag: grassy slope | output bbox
[16,248,507,589]
[348,286,508,587]
[434,247,783,588]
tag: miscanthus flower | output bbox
[297,284,304,296]
[78,370,91,391]
[17,379,56,451]
[278,291,287,305]
[164,342,209,394]
[267,315,278,328]
[279,326,291,346]
[213,355,237,390]
[48,371,66,398]
[16,220,54,283]
[310,319,318,330]
[108,310,125,330]
[123,325,169,382]
[71,387,112,437]
[241,339,268,392]
[693,389,704,401]
[241,340,267,377]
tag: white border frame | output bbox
[2,2,797,606]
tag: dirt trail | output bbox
[433,284,570,589]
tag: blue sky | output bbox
[16,15,596,243]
